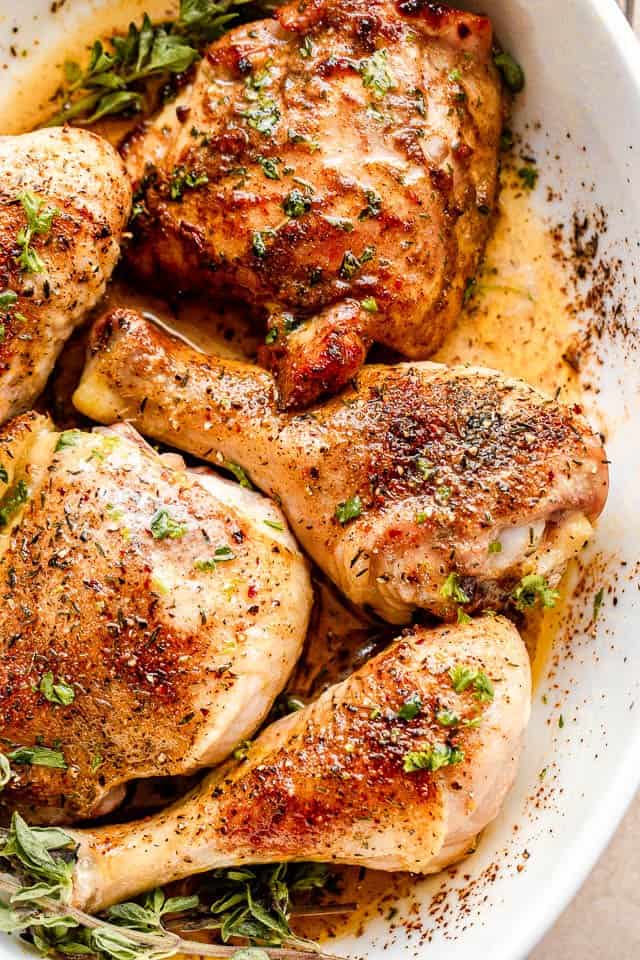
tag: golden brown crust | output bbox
[74,310,609,622]
[0,416,311,822]
[122,0,504,407]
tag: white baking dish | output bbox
[0,0,639,957]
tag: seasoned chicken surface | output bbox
[70,615,531,911]
[123,0,504,408]
[0,412,311,824]
[0,128,131,423]
[74,309,609,623]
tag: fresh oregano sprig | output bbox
[47,0,259,126]
[0,811,342,960]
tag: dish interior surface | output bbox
[1,0,639,957]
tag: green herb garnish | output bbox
[264,519,284,531]
[54,429,83,452]
[0,290,18,310]
[335,495,362,525]
[448,664,494,703]
[511,573,559,611]
[359,188,381,220]
[282,189,311,218]
[493,50,525,94]
[339,245,375,280]
[15,192,57,274]
[403,743,464,773]
[440,572,470,605]
[299,35,314,58]
[360,48,395,98]
[169,165,209,200]
[361,296,378,312]
[223,460,253,488]
[38,673,75,707]
[0,479,29,529]
[397,695,422,721]
[517,164,538,190]
[149,508,188,540]
[8,746,67,770]
[47,0,242,127]
[256,155,281,180]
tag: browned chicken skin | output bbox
[123,0,504,408]
[71,615,531,911]
[0,412,311,823]
[73,309,609,623]
[0,128,131,424]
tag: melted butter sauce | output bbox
[1,14,582,947]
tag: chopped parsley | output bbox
[299,35,314,58]
[223,460,253,489]
[440,572,470,605]
[0,479,29,529]
[403,743,464,773]
[359,188,382,220]
[264,519,284,531]
[436,709,460,727]
[256,155,281,179]
[416,458,436,480]
[282,189,311,218]
[168,165,209,201]
[0,290,18,310]
[252,230,269,258]
[38,673,75,707]
[511,574,559,611]
[517,164,538,190]
[397,695,422,721]
[16,191,58,274]
[240,98,281,136]
[335,495,362,525]
[55,429,83,452]
[194,546,236,571]
[360,48,395,99]
[361,296,378,312]
[493,50,525,94]
[457,608,472,625]
[488,540,502,554]
[149,508,188,540]
[8,746,67,769]
[339,245,375,280]
[448,664,494,703]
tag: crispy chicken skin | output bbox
[74,309,609,623]
[0,412,311,824]
[123,0,504,408]
[0,128,131,424]
[70,615,531,911]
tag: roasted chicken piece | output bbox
[73,309,609,623]
[70,615,531,910]
[0,412,311,824]
[123,0,504,408]
[0,128,131,424]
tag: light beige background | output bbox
[531,4,639,956]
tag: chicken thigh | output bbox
[73,309,609,623]
[70,615,530,911]
[0,412,311,824]
[0,128,131,423]
[122,0,504,408]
